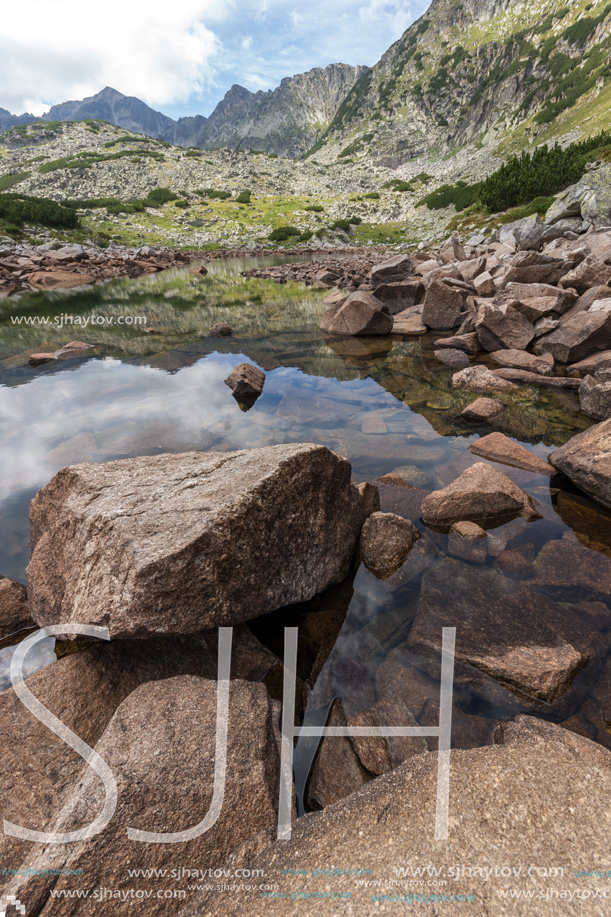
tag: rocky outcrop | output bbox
[421,462,540,530]
[27,444,369,638]
[421,280,464,330]
[550,420,611,512]
[6,676,280,915]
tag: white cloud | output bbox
[0,0,225,114]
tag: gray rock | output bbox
[550,419,611,511]
[460,397,507,422]
[27,445,368,638]
[421,462,540,530]
[546,161,611,228]
[538,310,611,363]
[434,347,469,368]
[421,280,464,330]
[476,303,536,351]
[320,291,393,336]
[579,374,611,420]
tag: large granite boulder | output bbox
[421,280,464,330]
[559,254,611,293]
[421,462,540,530]
[5,676,280,915]
[550,420,611,511]
[475,303,536,351]
[27,444,369,638]
[319,291,392,336]
[538,309,611,363]
[181,720,611,916]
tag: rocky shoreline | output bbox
[2,219,611,914]
[0,242,386,295]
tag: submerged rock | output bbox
[460,397,507,422]
[421,462,540,530]
[434,347,469,368]
[27,444,369,638]
[448,520,488,564]
[452,365,520,393]
[408,558,601,702]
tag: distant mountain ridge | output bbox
[0,64,367,158]
[3,0,611,164]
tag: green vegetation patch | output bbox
[0,171,31,191]
[0,193,80,229]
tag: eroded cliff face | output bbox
[192,63,370,157]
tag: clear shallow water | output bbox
[1,256,610,808]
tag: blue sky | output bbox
[1,0,428,118]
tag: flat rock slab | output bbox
[550,419,611,512]
[461,397,506,422]
[421,462,540,530]
[407,557,600,702]
[434,347,469,367]
[469,432,552,476]
[183,722,611,917]
[26,271,96,289]
[27,444,367,638]
[534,537,611,603]
[489,349,554,375]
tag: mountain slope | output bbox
[194,63,369,157]
[311,0,611,165]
